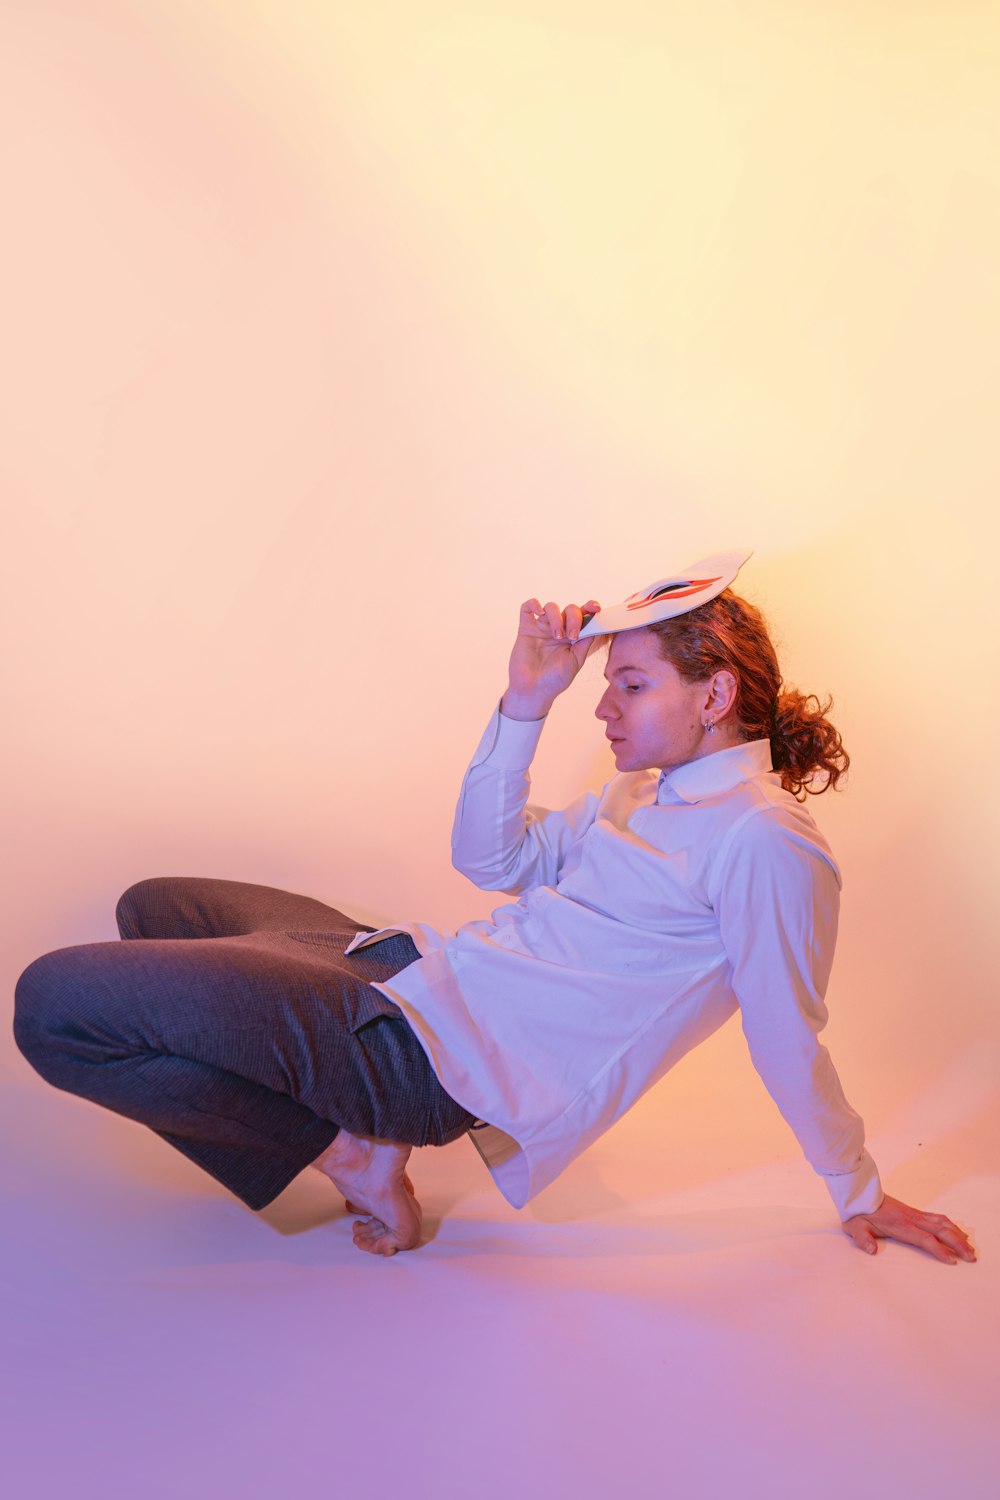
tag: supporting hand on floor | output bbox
[842,1193,977,1264]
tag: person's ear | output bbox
[706,670,739,723]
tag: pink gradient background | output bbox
[3,4,998,1496]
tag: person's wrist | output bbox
[500,689,553,722]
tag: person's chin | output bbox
[609,741,637,770]
[611,743,657,773]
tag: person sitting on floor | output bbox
[13,555,977,1264]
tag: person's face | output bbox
[595,628,716,774]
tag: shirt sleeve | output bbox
[451,703,600,894]
[711,804,884,1221]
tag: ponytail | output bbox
[770,689,849,799]
[648,590,849,801]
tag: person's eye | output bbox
[624,683,642,693]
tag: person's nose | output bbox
[595,687,616,723]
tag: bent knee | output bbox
[13,948,82,1067]
[14,946,138,1097]
[116,877,159,938]
[13,945,125,1063]
[115,875,182,938]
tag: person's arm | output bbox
[713,807,976,1263]
[451,597,602,894]
[713,805,881,1217]
[451,710,599,893]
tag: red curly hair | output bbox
[646,589,849,800]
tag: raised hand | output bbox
[501,598,602,722]
[842,1193,977,1264]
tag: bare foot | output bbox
[344,1173,415,1215]
[312,1132,422,1256]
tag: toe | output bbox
[352,1216,395,1256]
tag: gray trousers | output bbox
[13,877,476,1210]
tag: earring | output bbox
[703,719,715,734]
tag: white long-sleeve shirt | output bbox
[345,707,884,1221]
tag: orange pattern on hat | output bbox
[625,575,722,612]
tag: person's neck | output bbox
[680,723,745,768]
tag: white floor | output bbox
[3,1018,996,1500]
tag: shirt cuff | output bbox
[471,705,547,771]
[820,1148,884,1221]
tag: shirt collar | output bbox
[656,739,773,805]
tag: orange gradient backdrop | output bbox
[3,10,999,1497]
[3,1,998,1184]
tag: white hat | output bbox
[578,548,753,638]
